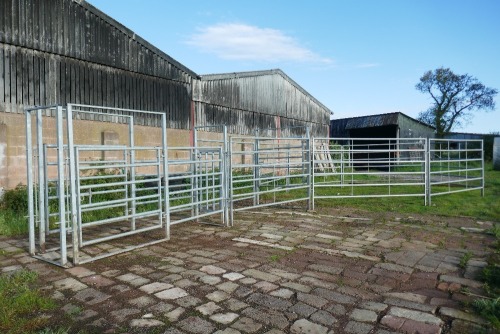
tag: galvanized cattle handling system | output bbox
[26,104,170,266]
[25,104,485,267]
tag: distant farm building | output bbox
[330,112,435,168]
[330,112,435,140]
[0,0,331,189]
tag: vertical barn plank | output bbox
[33,53,40,105]
[0,48,4,110]
[15,47,23,109]
[18,0,25,47]
[4,46,11,111]
[10,0,19,46]
[46,55,54,105]
[0,0,6,42]
[28,50,34,106]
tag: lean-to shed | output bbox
[330,112,435,140]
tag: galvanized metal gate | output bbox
[312,137,428,207]
[228,129,311,225]
[26,104,170,266]
[428,139,484,204]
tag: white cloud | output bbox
[186,23,332,64]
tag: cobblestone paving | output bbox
[0,209,496,333]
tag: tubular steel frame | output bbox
[26,105,485,267]
[26,104,170,266]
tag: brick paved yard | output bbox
[0,208,497,333]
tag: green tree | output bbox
[416,67,497,137]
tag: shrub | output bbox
[1,185,28,215]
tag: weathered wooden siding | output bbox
[194,70,330,137]
[0,0,194,128]
[0,0,194,82]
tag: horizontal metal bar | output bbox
[430,167,483,175]
[233,197,308,212]
[70,103,167,116]
[81,224,163,246]
[80,210,162,229]
[314,193,425,199]
[430,177,483,186]
[171,210,224,225]
[430,186,483,197]
[76,238,169,265]
[314,182,425,188]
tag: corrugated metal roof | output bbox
[334,112,435,130]
[345,112,400,129]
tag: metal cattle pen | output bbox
[25,104,170,267]
[25,105,486,267]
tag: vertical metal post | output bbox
[481,140,485,197]
[305,128,312,210]
[222,126,229,227]
[75,148,83,247]
[66,104,79,265]
[56,106,67,266]
[228,137,234,227]
[341,144,344,185]
[161,113,170,239]
[156,148,162,222]
[253,130,260,206]
[426,139,430,206]
[129,116,136,230]
[36,109,46,252]
[310,136,315,211]
[43,144,50,236]
[192,128,198,219]
[26,110,36,255]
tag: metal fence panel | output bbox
[312,138,428,207]
[428,139,484,203]
[229,134,311,225]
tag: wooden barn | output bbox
[195,70,330,137]
[0,0,331,189]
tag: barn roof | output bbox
[335,112,435,130]
[200,69,332,114]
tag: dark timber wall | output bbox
[0,0,195,128]
[194,70,330,137]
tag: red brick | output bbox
[448,282,461,293]
[380,315,405,330]
[400,318,442,334]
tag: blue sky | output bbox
[88,0,500,134]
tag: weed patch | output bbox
[0,270,57,334]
